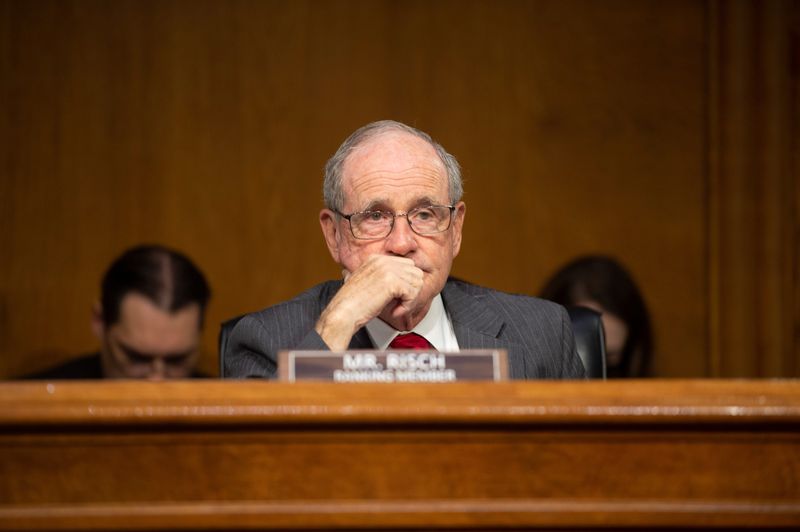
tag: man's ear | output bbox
[319,208,342,263]
[91,301,105,340]
[451,201,466,257]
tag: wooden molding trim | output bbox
[707,0,798,377]
[2,499,799,529]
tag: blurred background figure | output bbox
[540,255,653,378]
[25,245,211,380]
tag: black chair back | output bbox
[567,306,607,379]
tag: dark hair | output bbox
[100,245,211,328]
[539,255,652,378]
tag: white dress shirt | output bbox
[365,294,460,351]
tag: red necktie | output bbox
[389,332,433,350]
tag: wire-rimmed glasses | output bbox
[335,205,456,240]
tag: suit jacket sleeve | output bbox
[223,284,336,378]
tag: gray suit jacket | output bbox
[224,278,585,379]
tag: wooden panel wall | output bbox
[0,0,797,378]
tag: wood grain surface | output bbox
[0,380,798,529]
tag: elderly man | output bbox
[225,120,584,379]
[26,245,211,380]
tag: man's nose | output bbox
[385,214,418,256]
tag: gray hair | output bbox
[323,120,463,211]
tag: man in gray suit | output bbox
[224,120,585,379]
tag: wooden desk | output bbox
[0,380,798,530]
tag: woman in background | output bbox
[540,255,653,378]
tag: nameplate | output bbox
[278,349,508,382]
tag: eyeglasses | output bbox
[335,205,456,240]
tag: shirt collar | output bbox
[365,293,449,351]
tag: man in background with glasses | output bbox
[224,120,584,379]
[25,245,210,380]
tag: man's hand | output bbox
[315,255,423,351]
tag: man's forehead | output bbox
[345,131,444,175]
[116,293,201,330]
[341,131,448,201]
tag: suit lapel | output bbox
[349,328,375,349]
[442,280,526,379]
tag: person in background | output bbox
[539,255,653,378]
[25,244,211,380]
[223,120,584,379]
